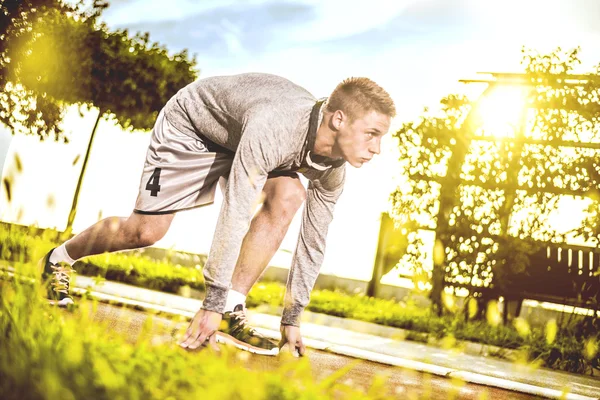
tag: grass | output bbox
[1,222,599,375]
[0,270,396,400]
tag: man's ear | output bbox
[329,110,345,131]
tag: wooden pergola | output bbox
[368,72,600,320]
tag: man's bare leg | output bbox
[42,212,174,307]
[231,175,306,295]
[64,212,175,260]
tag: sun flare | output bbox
[472,85,529,138]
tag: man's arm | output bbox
[201,118,282,314]
[281,165,346,326]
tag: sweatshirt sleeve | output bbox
[281,164,346,326]
[201,117,282,314]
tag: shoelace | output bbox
[50,264,74,295]
[230,308,258,334]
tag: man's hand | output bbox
[279,324,306,357]
[179,308,222,351]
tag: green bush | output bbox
[246,282,285,308]
[245,284,600,374]
[77,252,205,293]
[0,276,392,400]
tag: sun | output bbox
[471,85,529,138]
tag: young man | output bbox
[40,73,395,356]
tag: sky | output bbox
[1,0,599,281]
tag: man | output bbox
[40,72,395,356]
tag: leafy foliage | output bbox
[1,0,198,140]
[1,0,98,140]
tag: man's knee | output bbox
[264,180,306,220]
[133,227,163,247]
[125,213,173,247]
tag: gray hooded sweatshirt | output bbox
[163,73,346,326]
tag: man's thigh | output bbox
[127,211,175,232]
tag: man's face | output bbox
[334,110,391,168]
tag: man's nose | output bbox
[370,138,381,155]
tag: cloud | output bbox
[101,2,314,58]
[102,0,269,26]
[101,0,425,55]
[277,0,422,43]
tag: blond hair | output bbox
[326,77,396,120]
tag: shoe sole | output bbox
[215,332,279,356]
[47,297,75,308]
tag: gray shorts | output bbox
[134,110,299,214]
[134,110,233,214]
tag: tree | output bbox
[4,2,198,231]
[0,0,104,141]
[390,48,600,316]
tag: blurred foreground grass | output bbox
[0,267,394,400]
[1,222,598,375]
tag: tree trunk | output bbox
[430,85,494,314]
[497,93,529,324]
[65,108,102,234]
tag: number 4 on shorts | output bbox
[146,168,162,197]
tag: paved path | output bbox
[76,300,545,399]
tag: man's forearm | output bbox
[201,140,274,313]
[281,182,339,326]
[202,188,260,313]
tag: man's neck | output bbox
[313,114,339,159]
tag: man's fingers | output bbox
[279,325,305,357]
[286,333,297,349]
[179,332,191,346]
[179,325,197,348]
[189,331,210,350]
[179,311,203,348]
[288,333,305,357]
[180,331,199,349]
[284,332,301,357]
[180,325,195,344]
